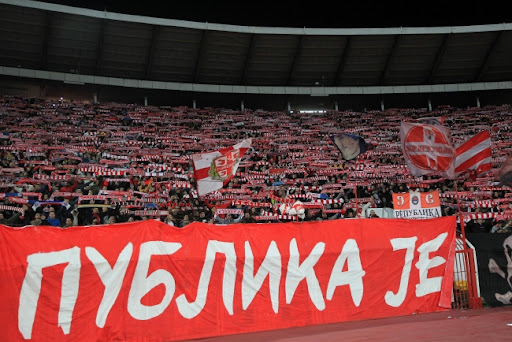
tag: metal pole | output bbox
[354,183,359,217]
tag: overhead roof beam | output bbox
[379,35,399,85]
[145,25,160,79]
[4,66,512,95]
[475,30,503,82]
[426,33,450,84]
[286,35,304,86]
[193,30,208,83]
[332,36,351,86]
[40,11,52,70]
[239,33,255,85]
[94,19,106,75]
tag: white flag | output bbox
[192,139,252,196]
[400,122,456,179]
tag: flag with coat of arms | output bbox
[400,121,491,179]
[192,139,252,196]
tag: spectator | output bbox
[163,214,176,226]
[0,211,20,226]
[0,97,511,228]
[63,217,74,228]
[242,212,257,223]
[216,213,244,224]
[368,210,380,218]
[45,211,61,227]
[30,212,43,226]
[491,220,512,233]
[466,218,490,233]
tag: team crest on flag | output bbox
[401,121,492,180]
[400,122,456,178]
[209,149,240,180]
[192,139,251,196]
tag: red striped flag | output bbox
[192,139,252,196]
[454,130,492,176]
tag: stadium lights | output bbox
[297,110,327,114]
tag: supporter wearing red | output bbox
[59,179,78,193]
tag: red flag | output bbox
[454,130,492,177]
[192,139,251,196]
[400,122,456,178]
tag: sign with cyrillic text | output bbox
[0,217,456,341]
[393,190,442,219]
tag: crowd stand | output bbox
[1,96,511,233]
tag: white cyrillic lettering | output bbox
[385,237,417,307]
[85,243,133,327]
[242,240,281,313]
[326,239,365,306]
[285,238,325,311]
[176,240,237,319]
[127,241,181,320]
[415,232,448,297]
[19,247,81,339]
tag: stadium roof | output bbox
[1,0,512,99]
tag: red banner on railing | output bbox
[0,217,456,341]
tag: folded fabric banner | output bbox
[329,133,368,161]
[192,139,252,196]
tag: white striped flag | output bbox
[192,139,252,196]
[454,130,492,177]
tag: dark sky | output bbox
[37,0,512,28]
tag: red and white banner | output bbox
[392,190,442,219]
[0,217,456,341]
[401,122,492,179]
[192,139,251,196]
[454,130,492,176]
[400,122,456,178]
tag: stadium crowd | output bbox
[1,95,512,233]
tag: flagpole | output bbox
[354,182,359,217]
[454,180,466,241]
[454,178,481,308]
